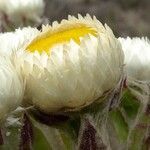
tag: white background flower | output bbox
[0,0,44,24]
[0,56,23,120]
[119,37,150,81]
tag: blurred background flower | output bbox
[0,56,23,120]
[0,0,45,31]
[119,37,150,81]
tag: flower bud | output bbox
[16,15,124,113]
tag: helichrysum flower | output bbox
[0,56,23,120]
[118,37,150,81]
[16,14,124,113]
[0,0,44,24]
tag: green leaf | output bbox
[127,113,150,150]
[32,125,52,150]
[29,113,76,150]
[109,109,129,142]
[121,89,140,119]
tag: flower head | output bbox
[118,37,150,81]
[0,56,23,120]
[16,14,124,113]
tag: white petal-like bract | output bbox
[118,37,150,81]
[15,15,124,113]
[0,56,23,120]
[0,27,39,56]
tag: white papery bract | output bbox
[16,15,124,113]
[118,37,150,81]
[0,56,23,120]
[0,0,44,23]
[0,27,40,56]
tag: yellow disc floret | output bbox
[26,23,97,54]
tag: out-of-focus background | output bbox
[44,0,150,38]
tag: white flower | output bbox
[0,0,44,24]
[0,27,39,56]
[0,56,23,120]
[118,37,150,81]
[16,14,124,113]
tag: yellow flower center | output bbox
[26,23,97,54]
